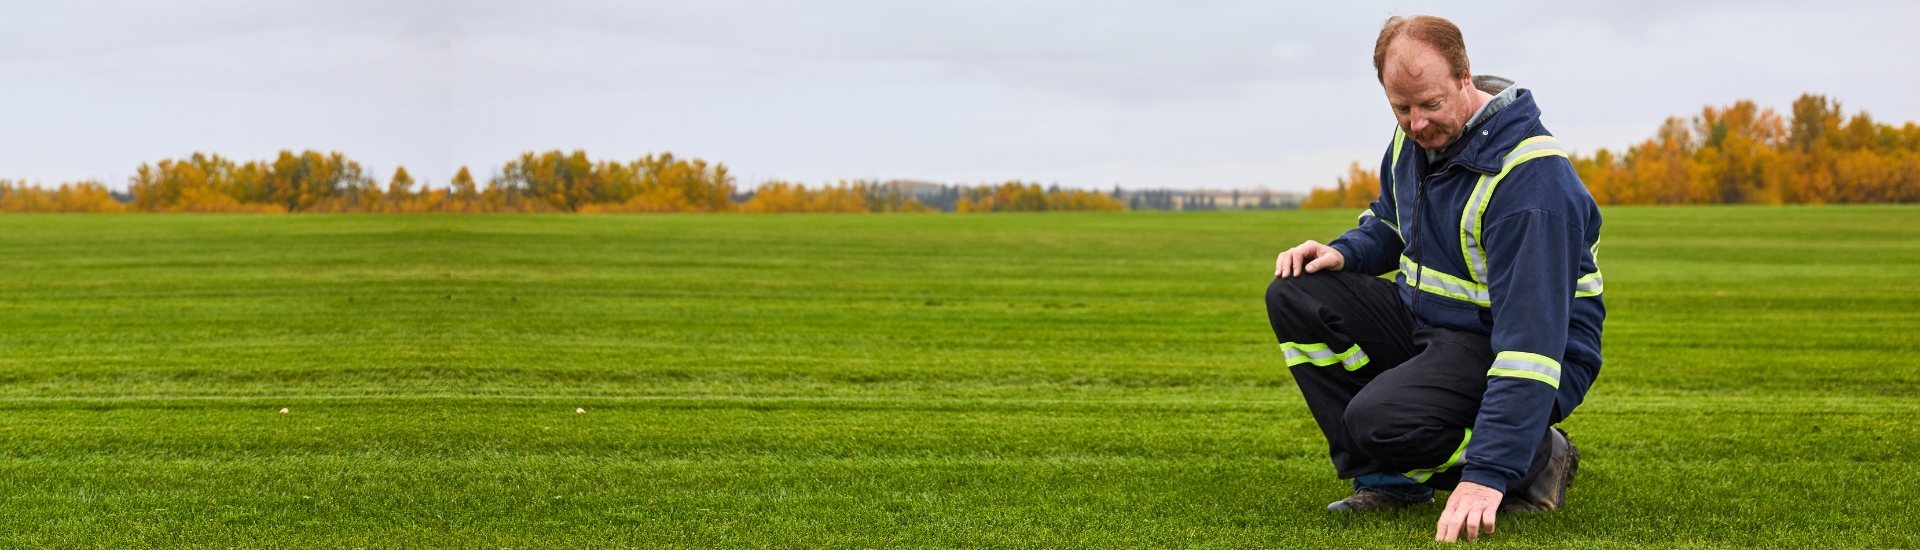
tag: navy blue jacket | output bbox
[1329,89,1605,493]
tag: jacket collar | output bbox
[1447,88,1542,176]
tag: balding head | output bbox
[1372,15,1487,151]
[1373,15,1469,83]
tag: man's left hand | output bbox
[1435,482,1501,542]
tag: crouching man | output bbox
[1267,15,1604,543]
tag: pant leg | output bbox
[1341,327,1565,492]
[1264,271,1419,479]
[1338,328,1491,490]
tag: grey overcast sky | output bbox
[3,1,1917,192]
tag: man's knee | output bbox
[1266,272,1337,313]
[1265,276,1300,312]
[1343,390,1440,462]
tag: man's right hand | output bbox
[1275,240,1345,278]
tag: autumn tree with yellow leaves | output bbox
[1580,94,1920,205]
[952,182,1125,213]
[11,149,1124,215]
[0,180,127,213]
[1302,162,1380,209]
[1308,93,1920,209]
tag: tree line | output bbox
[1305,93,1920,208]
[0,151,1123,214]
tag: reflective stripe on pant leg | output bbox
[1404,428,1472,483]
[1279,342,1371,371]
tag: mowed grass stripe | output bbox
[0,396,1911,464]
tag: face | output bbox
[1381,42,1477,150]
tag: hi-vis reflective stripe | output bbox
[1359,207,1402,234]
[1279,342,1370,371]
[1391,127,1407,171]
[1461,136,1569,285]
[1398,255,1491,306]
[1577,239,1604,298]
[1575,272,1603,297]
[1405,428,1471,483]
[1390,127,1407,231]
[1488,351,1561,388]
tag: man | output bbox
[1266,15,1604,543]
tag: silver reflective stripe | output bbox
[1404,428,1472,483]
[1491,358,1561,382]
[1398,257,1491,305]
[1461,136,1567,284]
[1280,342,1371,371]
[1284,346,1361,365]
[1461,173,1493,283]
[1576,272,1603,297]
[1362,207,1403,235]
[1391,127,1405,232]
[1504,138,1564,164]
[1414,270,1490,304]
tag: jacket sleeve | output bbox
[1458,196,1584,492]
[1329,147,1403,276]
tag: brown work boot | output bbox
[1326,489,1423,512]
[1499,427,1579,513]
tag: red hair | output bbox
[1373,15,1470,83]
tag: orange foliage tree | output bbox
[499,151,739,213]
[1312,94,1920,208]
[0,180,127,213]
[11,151,1121,215]
[735,180,945,214]
[1577,94,1920,205]
[127,154,283,213]
[1302,162,1380,209]
[953,182,1125,212]
[739,181,872,213]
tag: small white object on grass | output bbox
[576,407,586,414]
[280,408,289,414]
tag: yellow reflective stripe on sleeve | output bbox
[1404,428,1472,483]
[1460,136,1568,284]
[1575,271,1604,298]
[1279,342,1371,371]
[1488,351,1562,388]
[1378,269,1400,281]
[1577,238,1603,298]
[1397,255,1491,306]
[1357,207,1401,234]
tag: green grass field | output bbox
[1,207,1916,548]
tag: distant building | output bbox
[1114,187,1302,211]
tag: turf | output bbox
[0,206,1915,548]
